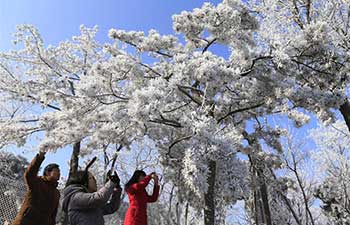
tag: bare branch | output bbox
[292,0,305,29]
[177,85,202,105]
[239,56,273,77]
[202,38,217,54]
[117,39,173,58]
[96,97,128,105]
[306,0,312,24]
[0,63,17,80]
[291,59,335,76]
[217,102,264,124]
[26,94,61,111]
[168,134,193,151]
[139,62,163,77]
[162,102,190,113]
[149,115,183,128]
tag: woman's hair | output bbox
[125,170,146,189]
[66,170,89,188]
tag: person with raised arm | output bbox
[62,167,122,225]
[13,151,61,225]
[123,170,160,225]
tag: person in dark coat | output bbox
[123,170,160,225]
[12,151,61,225]
[62,170,122,225]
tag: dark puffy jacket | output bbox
[62,181,121,225]
[12,153,60,225]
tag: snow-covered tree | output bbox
[310,120,350,224]
[249,0,350,131]
[2,0,350,224]
[0,2,273,223]
[0,150,28,179]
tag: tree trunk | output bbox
[60,142,81,225]
[253,187,260,224]
[250,164,272,225]
[339,99,350,133]
[257,168,272,225]
[244,131,272,225]
[184,202,189,225]
[204,160,216,225]
[67,141,81,183]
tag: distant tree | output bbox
[0,150,28,179]
[310,120,350,224]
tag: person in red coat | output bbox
[123,170,160,225]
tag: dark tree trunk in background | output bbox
[340,99,350,133]
[257,168,272,225]
[244,131,272,225]
[250,159,272,225]
[67,141,81,184]
[204,160,216,225]
[60,141,81,225]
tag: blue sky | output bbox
[0,0,226,177]
[1,0,223,51]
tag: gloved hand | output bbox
[107,170,120,186]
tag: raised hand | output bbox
[38,150,46,157]
[108,171,121,186]
[151,172,159,183]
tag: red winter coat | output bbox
[123,175,159,225]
